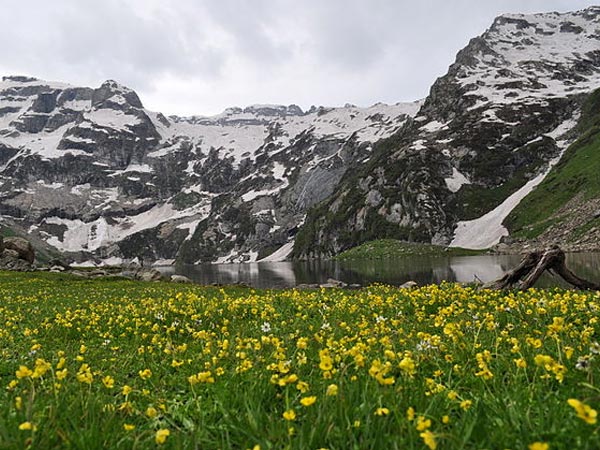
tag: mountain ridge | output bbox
[0,75,420,264]
[1,6,600,264]
[293,5,600,258]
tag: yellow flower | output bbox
[122,385,133,396]
[528,442,549,450]
[283,410,296,421]
[146,406,158,418]
[318,349,333,371]
[514,358,527,369]
[296,381,310,393]
[442,415,450,424]
[296,337,308,349]
[326,384,338,396]
[15,365,32,379]
[375,407,390,416]
[188,371,215,384]
[415,415,432,431]
[18,422,36,431]
[567,398,597,425]
[447,390,458,400]
[300,396,317,406]
[406,407,415,421]
[460,400,473,411]
[123,424,135,431]
[138,369,152,380]
[398,356,416,376]
[420,430,437,450]
[76,364,93,384]
[56,368,68,381]
[102,375,115,388]
[32,359,51,378]
[155,428,170,444]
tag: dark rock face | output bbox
[4,237,35,263]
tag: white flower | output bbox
[261,322,271,333]
[416,339,436,352]
[576,356,591,370]
[321,322,331,331]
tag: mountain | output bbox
[294,6,600,257]
[2,7,599,265]
[0,75,419,264]
[503,86,600,251]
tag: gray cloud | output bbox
[0,0,597,115]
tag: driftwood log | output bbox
[487,245,600,291]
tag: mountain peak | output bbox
[93,79,143,109]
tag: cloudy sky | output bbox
[0,0,597,116]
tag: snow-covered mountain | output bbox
[0,75,419,264]
[295,6,600,257]
[2,6,599,264]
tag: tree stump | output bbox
[487,245,600,291]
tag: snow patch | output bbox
[45,200,211,252]
[445,168,471,193]
[84,108,141,132]
[257,241,295,262]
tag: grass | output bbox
[335,239,484,261]
[506,131,600,237]
[1,272,600,449]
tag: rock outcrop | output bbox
[294,6,600,257]
[4,237,35,263]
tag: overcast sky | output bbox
[0,0,597,116]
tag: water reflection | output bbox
[156,253,600,289]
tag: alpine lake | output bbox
[157,252,600,289]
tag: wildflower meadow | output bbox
[1,271,599,449]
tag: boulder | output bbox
[48,258,72,271]
[0,248,33,271]
[2,248,20,259]
[399,281,418,289]
[4,237,35,263]
[137,269,163,282]
[326,278,347,288]
[170,275,192,284]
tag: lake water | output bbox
[157,252,600,289]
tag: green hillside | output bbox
[505,89,600,238]
[335,239,483,260]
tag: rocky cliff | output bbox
[0,76,419,264]
[294,6,600,257]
